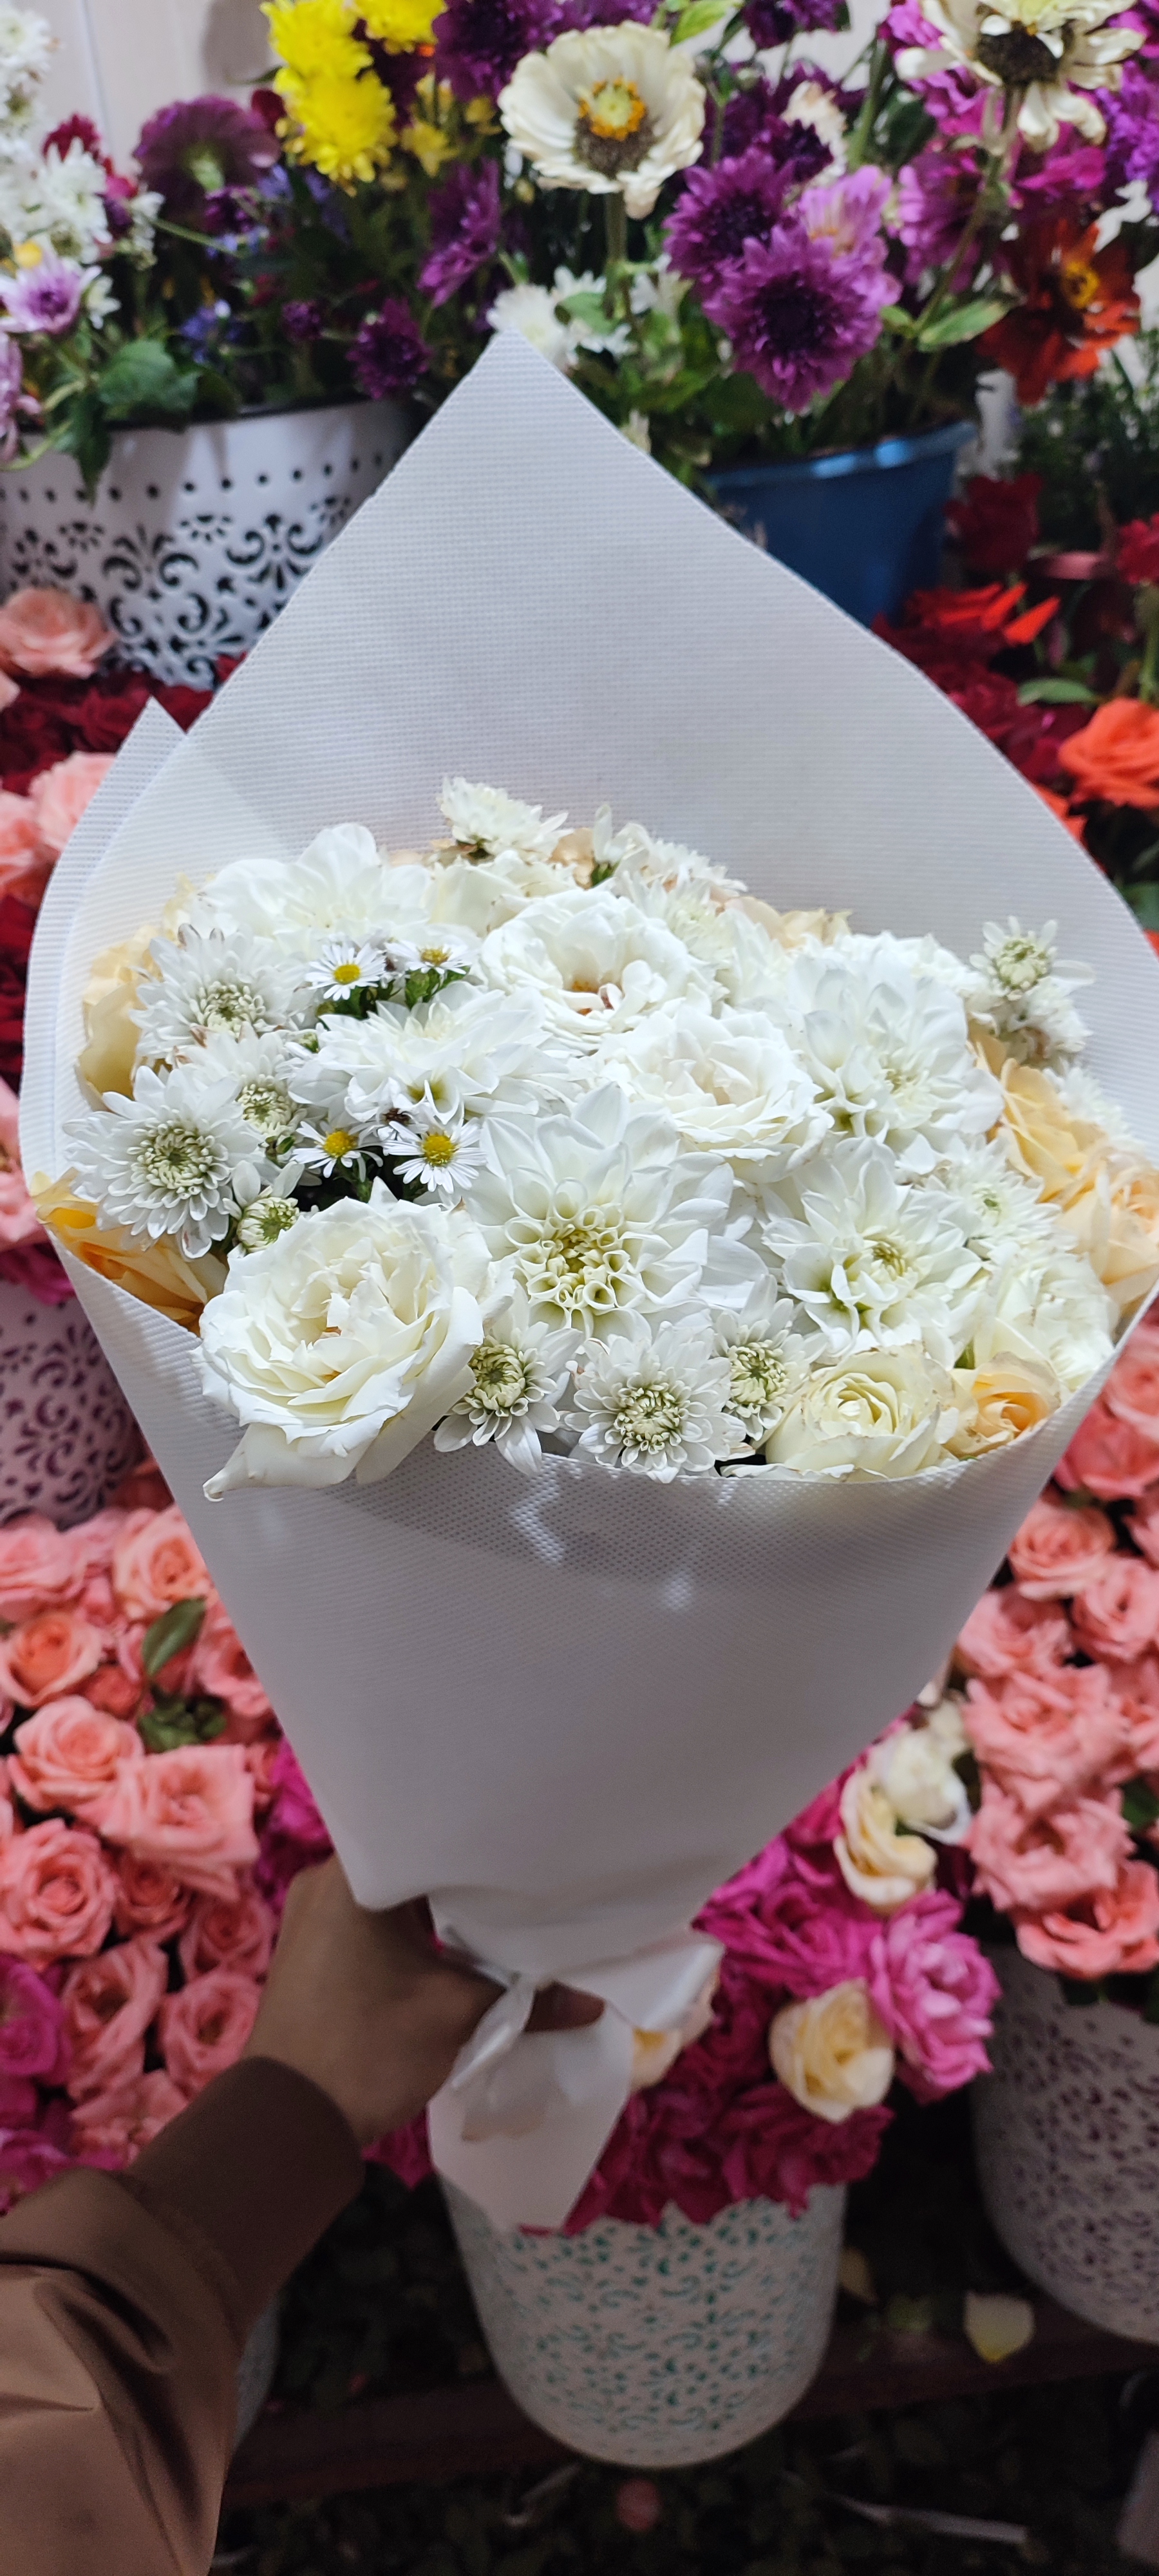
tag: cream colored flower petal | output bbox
[963,2292,1035,2364]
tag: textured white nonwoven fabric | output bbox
[21,334,1159,2222]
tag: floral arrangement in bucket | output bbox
[40,775,1159,1497]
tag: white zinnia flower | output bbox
[439,779,568,867]
[134,927,308,1063]
[566,1312,746,1480]
[292,983,545,1131]
[965,916,1091,1067]
[759,1345,959,1480]
[601,1004,828,1175]
[200,1183,489,1496]
[66,1064,265,1259]
[433,1287,577,1472]
[468,1083,732,1334]
[381,1095,485,1203]
[762,1140,983,1367]
[498,22,706,219]
[895,0,1140,146]
[478,885,717,1052]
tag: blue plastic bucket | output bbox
[709,419,975,627]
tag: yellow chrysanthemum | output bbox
[264,0,368,82]
[280,66,398,182]
[361,0,440,48]
[401,115,457,172]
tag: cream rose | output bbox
[628,1966,719,2092]
[948,1352,1061,1457]
[477,886,716,1052]
[834,1763,938,1909]
[200,1183,489,1495]
[869,1719,970,1842]
[769,1980,894,2123]
[762,1348,956,1481]
[602,1006,827,1175]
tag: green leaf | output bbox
[1123,1776,1159,1832]
[556,288,611,330]
[1017,677,1099,705]
[879,303,918,339]
[138,1694,227,1754]
[142,1594,207,1677]
[1128,880,1159,929]
[671,0,728,39]
[99,338,200,421]
[916,295,1010,351]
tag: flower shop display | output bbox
[23,335,1159,2236]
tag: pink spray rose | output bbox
[963,1664,1129,1815]
[0,1075,44,1246]
[1115,1654,1159,1772]
[69,2068,186,2168]
[95,1743,258,1895]
[969,1781,1130,1913]
[954,1584,1071,1680]
[0,791,42,905]
[0,1819,117,1965]
[158,1966,260,2094]
[1055,1400,1159,1501]
[0,1607,106,1707]
[699,1835,877,1998]
[61,1935,168,2101]
[60,1508,129,1587]
[0,1515,81,1622]
[1131,1490,1159,1567]
[111,1505,211,1624]
[245,1738,279,1812]
[1070,1555,1159,1663]
[1007,1495,1117,1596]
[0,1763,13,1849]
[1104,1338,1159,1443]
[177,1880,274,1984]
[111,1851,193,1944]
[0,1956,68,2104]
[8,1698,142,1817]
[0,2126,73,2213]
[189,1598,272,1740]
[28,751,115,860]
[0,586,112,679]
[869,1889,999,2100]
[1013,1857,1159,1980]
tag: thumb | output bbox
[526,1981,605,2034]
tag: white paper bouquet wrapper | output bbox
[21,335,1159,2226]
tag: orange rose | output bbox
[70,2069,187,2166]
[61,1935,168,2101]
[0,587,113,679]
[0,1819,117,1965]
[95,1743,258,1895]
[0,1609,105,1709]
[111,1506,212,1624]
[1015,1858,1159,1979]
[1060,701,1159,813]
[159,1965,260,2094]
[8,1698,142,1817]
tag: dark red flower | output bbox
[983,219,1140,406]
[44,115,112,171]
[1118,515,1159,585]
[946,472,1042,576]
[0,893,34,1086]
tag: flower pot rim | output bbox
[710,417,975,494]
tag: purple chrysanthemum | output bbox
[894,147,983,286]
[283,298,326,341]
[135,94,279,222]
[664,149,789,294]
[419,159,502,306]
[552,0,652,26]
[720,82,830,184]
[706,222,884,412]
[0,255,84,337]
[0,336,27,460]
[1105,59,1159,206]
[744,0,845,46]
[433,0,558,99]
[350,299,430,399]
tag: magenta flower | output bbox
[0,256,85,337]
[721,78,831,180]
[664,149,789,297]
[433,0,558,100]
[0,1956,69,2089]
[894,148,984,287]
[350,300,430,399]
[0,2125,75,2214]
[135,95,279,222]
[706,221,886,410]
[1105,61,1159,207]
[419,160,502,307]
[869,1890,999,2102]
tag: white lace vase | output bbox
[0,1275,141,1528]
[0,400,411,688]
[972,1946,1159,2340]
[445,2183,844,2468]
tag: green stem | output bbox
[906,91,1019,424]
[1139,601,1159,703]
[845,37,886,171]
[604,192,627,272]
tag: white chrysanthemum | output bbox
[433,1287,577,1473]
[707,1277,811,1442]
[381,1095,485,1203]
[772,949,1001,1169]
[478,885,717,1052]
[186,826,422,955]
[762,1140,984,1367]
[896,0,1140,146]
[235,1191,300,1253]
[498,22,706,218]
[567,1312,745,1480]
[616,874,788,1009]
[601,1004,828,1175]
[488,280,579,371]
[440,779,568,864]
[834,927,975,1001]
[759,1346,958,1480]
[200,1184,489,1497]
[468,1083,732,1334]
[183,1026,301,1151]
[291,983,547,1130]
[966,916,1091,1068]
[1053,1062,1138,1149]
[930,1139,1060,1267]
[66,1064,265,1259]
[17,138,111,260]
[135,927,308,1063]
[0,7,52,109]
[553,264,632,355]
[972,1245,1115,1394]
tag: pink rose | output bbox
[963,1665,1129,1816]
[0,1514,80,1621]
[8,1698,142,1817]
[0,587,113,679]
[1014,1857,1159,1979]
[189,1598,272,1740]
[0,1759,14,1847]
[0,1819,117,1965]
[968,1782,1130,1913]
[1007,1495,1117,1597]
[1115,1654,1159,1772]
[0,2125,73,2213]
[0,1074,44,1246]
[245,1738,279,1812]
[158,1966,259,2094]
[111,1505,212,1624]
[1105,1338,1159,1441]
[0,1955,68,2088]
[178,1880,274,1983]
[95,1743,258,1895]
[1056,1400,1159,1501]
[79,1664,143,1722]
[868,1889,999,2099]
[112,1852,193,1944]
[954,1586,1071,1680]
[60,1510,130,1587]
[0,1609,106,1708]
[61,1935,168,2101]
[29,751,115,862]
[70,2069,187,2168]
[1071,1555,1159,1663]
[1130,1490,1159,1567]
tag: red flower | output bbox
[946,473,1042,576]
[876,580,1059,671]
[0,893,33,1086]
[1118,515,1159,586]
[982,219,1140,406]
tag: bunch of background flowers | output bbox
[956,1311,1159,1997]
[0,1468,281,2206]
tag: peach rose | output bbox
[0,1761,14,1847]
[8,1699,142,1819]
[0,1819,117,1964]
[0,1515,81,1621]
[111,1852,192,1944]
[948,1355,1060,1457]
[1055,1399,1159,1502]
[70,2069,187,2166]
[834,1765,938,1912]
[1055,1170,1159,1318]
[1113,1655,1159,1774]
[1131,1489,1159,1568]
[58,1508,127,1587]
[1071,1556,1159,1663]
[158,1966,260,2095]
[954,1586,1071,1681]
[1014,1859,1159,1980]
[30,752,115,862]
[968,1782,1129,1913]
[0,791,45,906]
[111,1506,212,1624]
[1008,1495,1117,1598]
[0,587,113,679]
[188,1599,272,1741]
[996,1059,1108,1201]
[95,1743,258,1895]
[1106,1338,1159,1442]
[178,1881,274,1984]
[0,1077,45,1249]
[964,1665,1127,1816]
[0,1608,106,1709]
[61,1935,168,2101]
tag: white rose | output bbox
[761,1347,957,1481]
[869,1721,970,1843]
[601,1005,827,1175]
[834,1765,938,1911]
[769,1981,894,2123]
[477,886,717,1050]
[630,1967,719,2092]
[200,1182,489,1496]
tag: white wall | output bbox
[36,0,272,164]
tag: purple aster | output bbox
[419,159,502,305]
[433,0,558,99]
[721,83,830,183]
[0,254,85,337]
[664,150,789,295]
[706,221,885,412]
[744,0,845,44]
[283,298,326,341]
[350,300,430,399]
[884,0,981,124]
[552,0,651,25]
[894,148,983,287]
[1104,60,1159,206]
[135,95,279,223]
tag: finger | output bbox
[527,1982,605,2034]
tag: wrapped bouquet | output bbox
[20,336,1159,2226]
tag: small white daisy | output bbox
[135,927,308,1063]
[565,1313,748,1481]
[308,940,390,1008]
[433,1290,577,1473]
[381,1095,485,1202]
[294,1119,373,1182]
[235,1192,301,1251]
[66,1063,265,1259]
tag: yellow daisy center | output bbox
[580,75,647,140]
[324,1128,355,1156]
[422,1131,457,1166]
[332,960,364,985]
